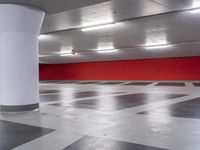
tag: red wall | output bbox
[39,56,200,80]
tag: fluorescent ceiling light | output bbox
[81,23,115,32]
[59,49,77,56]
[59,52,76,56]
[190,8,200,13]
[145,45,173,50]
[97,46,114,51]
[60,53,75,56]
[38,34,47,39]
[39,55,50,57]
[192,1,200,8]
[97,49,118,53]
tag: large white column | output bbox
[0,4,45,112]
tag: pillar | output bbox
[0,4,45,112]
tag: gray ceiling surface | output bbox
[1,0,200,64]
[42,0,199,33]
[0,0,110,14]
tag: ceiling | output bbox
[1,0,200,64]
[41,0,199,33]
[0,0,110,14]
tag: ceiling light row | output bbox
[190,8,200,13]
[145,44,173,50]
[81,23,116,32]
[59,44,173,57]
[59,49,119,56]
[39,21,174,57]
[39,7,200,40]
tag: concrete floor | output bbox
[1,81,200,150]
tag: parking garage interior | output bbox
[1,0,200,150]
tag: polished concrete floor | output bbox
[1,81,200,150]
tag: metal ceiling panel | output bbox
[39,42,200,64]
[0,0,110,14]
[39,9,200,63]
[1,0,199,63]
[41,0,200,33]
[41,0,169,33]
[152,0,200,10]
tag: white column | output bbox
[0,4,45,112]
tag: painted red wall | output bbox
[39,56,200,80]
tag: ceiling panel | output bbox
[41,0,200,33]
[0,0,110,14]
[39,42,200,64]
[39,8,200,63]
[39,10,200,53]
[152,0,199,10]
[2,0,199,64]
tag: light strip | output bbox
[60,53,75,56]
[81,23,115,32]
[192,2,200,8]
[38,34,47,39]
[97,49,118,53]
[190,8,200,13]
[145,45,173,50]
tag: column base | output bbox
[0,103,39,112]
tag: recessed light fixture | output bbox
[97,46,114,51]
[60,49,77,56]
[39,55,50,57]
[192,1,200,8]
[97,49,119,53]
[60,53,75,56]
[81,23,115,32]
[190,8,200,13]
[38,34,47,39]
[145,44,173,50]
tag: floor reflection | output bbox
[138,97,200,119]
[50,93,186,111]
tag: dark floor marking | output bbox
[40,91,123,102]
[0,120,54,150]
[51,93,186,111]
[73,91,123,99]
[40,94,64,102]
[63,136,168,150]
[98,82,124,85]
[193,83,200,87]
[123,82,152,86]
[40,90,62,94]
[138,97,200,119]
[155,82,185,87]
